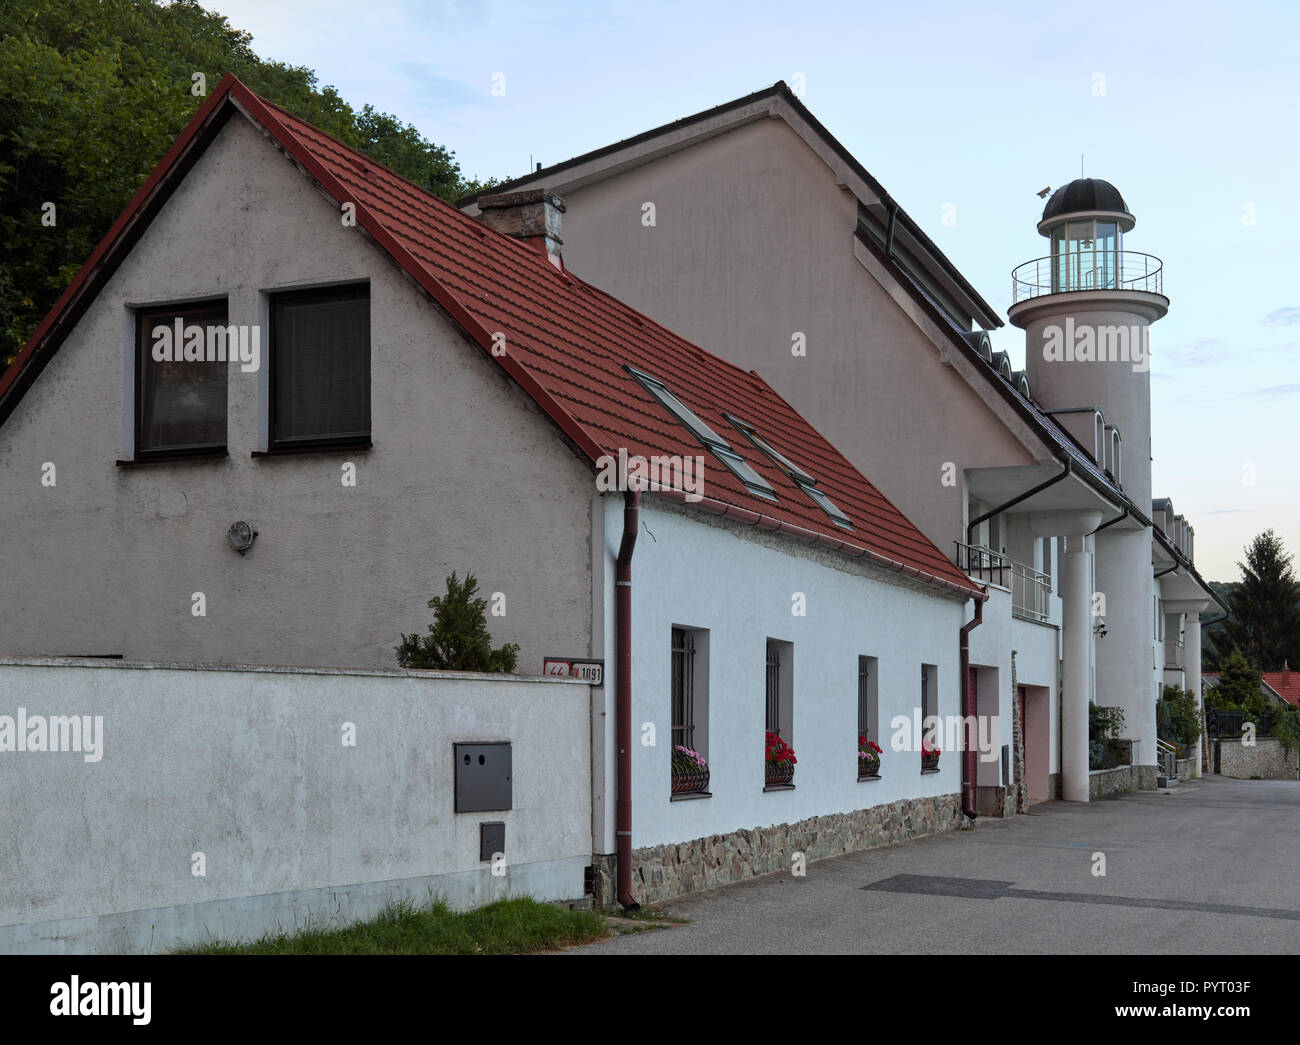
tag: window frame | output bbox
[133,297,230,461]
[858,655,880,780]
[726,413,853,529]
[268,282,372,452]
[624,366,777,501]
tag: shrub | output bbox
[395,571,520,672]
[1157,685,1202,750]
[1089,702,1126,770]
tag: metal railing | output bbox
[1011,250,1164,304]
[1164,638,1184,670]
[1206,708,1273,739]
[955,543,1053,622]
[1011,561,1051,623]
[1155,737,1178,781]
[954,541,1009,588]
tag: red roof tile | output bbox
[0,75,981,602]
[1262,672,1300,708]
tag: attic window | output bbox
[726,414,853,530]
[625,366,776,500]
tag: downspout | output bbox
[966,458,1072,548]
[1089,505,1128,535]
[1154,564,1178,579]
[885,202,899,261]
[959,591,986,820]
[615,490,640,910]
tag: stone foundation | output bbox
[1088,764,1158,799]
[593,794,965,908]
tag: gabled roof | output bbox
[0,74,981,602]
[1262,672,1300,708]
[457,80,1003,332]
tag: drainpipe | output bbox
[885,201,899,260]
[966,458,1072,548]
[615,490,640,910]
[959,592,986,820]
[1154,564,1178,579]
[1088,505,1128,535]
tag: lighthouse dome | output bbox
[1041,179,1134,231]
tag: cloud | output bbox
[1263,307,1300,325]
[1205,509,1248,515]
[394,63,482,106]
[1160,338,1228,367]
[1246,383,1300,397]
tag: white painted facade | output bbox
[474,90,1224,805]
[591,496,968,853]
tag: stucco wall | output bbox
[0,657,591,954]
[0,112,594,672]
[547,117,1037,557]
[598,497,969,853]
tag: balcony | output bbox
[1164,638,1184,670]
[1011,249,1164,304]
[955,543,1052,623]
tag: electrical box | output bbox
[480,821,505,862]
[454,742,512,812]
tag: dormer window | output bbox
[726,414,853,530]
[625,366,776,500]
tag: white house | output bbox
[461,82,1225,806]
[0,75,988,913]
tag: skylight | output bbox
[726,414,853,530]
[625,366,776,501]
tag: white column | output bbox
[1184,615,1202,778]
[1061,537,1094,802]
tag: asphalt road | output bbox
[573,776,1300,954]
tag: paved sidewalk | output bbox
[572,776,1300,954]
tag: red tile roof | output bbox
[1262,672,1300,708]
[0,75,981,602]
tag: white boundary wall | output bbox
[0,658,590,954]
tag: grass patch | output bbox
[172,896,609,955]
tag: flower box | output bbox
[671,746,710,795]
[858,735,882,779]
[765,730,796,787]
[765,759,795,787]
[921,755,940,771]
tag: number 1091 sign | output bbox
[543,658,604,685]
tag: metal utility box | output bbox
[480,821,506,862]
[454,742,512,812]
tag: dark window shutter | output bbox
[272,286,370,446]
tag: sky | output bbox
[207,0,1299,581]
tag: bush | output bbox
[395,571,520,672]
[1157,685,1201,751]
[1089,702,1126,770]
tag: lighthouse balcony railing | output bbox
[1011,250,1164,304]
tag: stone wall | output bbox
[1216,738,1299,781]
[593,794,965,907]
[1088,764,1156,799]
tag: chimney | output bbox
[476,188,565,269]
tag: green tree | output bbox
[1204,531,1300,670]
[396,572,519,673]
[0,0,494,365]
[1204,647,1269,719]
